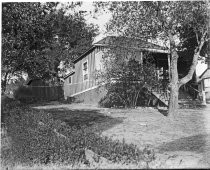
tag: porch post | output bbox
[167,53,171,81]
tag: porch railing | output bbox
[148,80,170,106]
[180,83,199,100]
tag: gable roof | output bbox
[199,68,210,80]
[73,36,169,63]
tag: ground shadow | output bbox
[34,107,124,133]
[157,108,168,116]
[29,100,64,107]
[157,134,209,154]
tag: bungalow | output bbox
[63,36,172,104]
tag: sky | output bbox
[64,1,112,43]
[81,1,112,43]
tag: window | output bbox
[83,60,88,81]
[68,76,72,84]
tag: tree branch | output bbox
[178,30,207,87]
[195,30,200,45]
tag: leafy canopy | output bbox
[2,2,98,82]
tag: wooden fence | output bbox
[27,85,64,101]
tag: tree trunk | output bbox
[168,84,179,118]
[168,53,179,118]
[167,26,207,119]
[168,33,179,118]
[1,72,9,95]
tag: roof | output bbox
[73,36,169,63]
[199,68,210,80]
[94,36,167,51]
[63,71,75,79]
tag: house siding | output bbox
[72,86,107,104]
[64,47,101,100]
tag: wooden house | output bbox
[197,58,210,104]
[63,36,173,105]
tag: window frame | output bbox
[82,60,89,81]
[68,75,72,84]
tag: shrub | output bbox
[98,92,125,108]
[13,85,37,104]
[3,107,87,165]
[1,95,24,125]
[96,52,159,108]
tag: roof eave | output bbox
[64,71,75,79]
[73,46,96,63]
[73,40,169,64]
[199,68,210,80]
[94,44,169,54]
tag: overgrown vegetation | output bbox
[1,98,147,167]
[97,48,159,108]
[13,85,37,104]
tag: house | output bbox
[197,58,210,104]
[63,36,172,105]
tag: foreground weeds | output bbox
[1,97,150,168]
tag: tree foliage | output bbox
[2,2,98,92]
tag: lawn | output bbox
[1,100,210,169]
[33,102,210,168]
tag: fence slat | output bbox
[29,85,63,101]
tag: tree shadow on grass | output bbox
[157,134,209,154]
[157,108,168,116]
[34,107,124,133]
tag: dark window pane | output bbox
[84,74,88,80]
[83,62,87,70]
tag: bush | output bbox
[2,102,144,166]
[3,107,87,165]
[1,95,24,125]
[13,85,37,104]
[96,51,159,108]
[98,92,125,108]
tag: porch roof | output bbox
[94,36,168,52]
[73,36,169,63]
[199,68,210,80]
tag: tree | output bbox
[95,1,208,118]
[2,2,98,93]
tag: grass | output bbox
[2,98,210,169]
[1,98,149,169]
